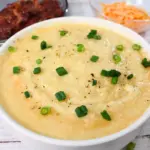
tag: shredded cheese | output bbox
[101,2,150,32]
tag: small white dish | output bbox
[89,0,150,33]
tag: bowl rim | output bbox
[0,16,150,147]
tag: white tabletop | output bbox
[0,0,150,150]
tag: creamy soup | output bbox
[0,23,150,140]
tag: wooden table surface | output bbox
[0,0,150,150]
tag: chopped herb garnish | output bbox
[8,46,16,52]
[116,45,124,51]
[101,110,111,121]
[111,77,118,84]
[32,35,39,40]
[33,67,41,74]
[126,142,136,150]
[92,79,97,86]
[75,105,88,117]
[87,30,97,39]
[90,55,99,62]
[56,67,68,76]
[141,58,150,68]
[109,70,121,77]
[101,69,121,77]
[101,70,110,77]
[113,54,121,64]
[41,41,47,50]
[87,30,101,40]
[60,30,68,36]
[13,66,21,74]
[24,91,30,98]
[55,91,66,101]
[101,70,121,84]
[36,59,42,65]
[77,44,85,52]
[127,74,134,80]
[132,44,142,51]
[40,107,51,115]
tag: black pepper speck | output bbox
[91,73,95,77]
[86,85,89,88]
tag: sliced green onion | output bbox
[33,67,41,74]
[92,79,97,86]
[116,45,124,51]
[113,54,121,64]
[56,67,68,76]
[55,91,66,101]
[108,70,121,77]
[60,30,68,36]
[36,59,42,65]
[41,41,47,50]
[127,74,134,80]
[87,30,97,39]
[132,44,142,51]
[13,66,21,74]
[101,70,110,77]
[77,44,85,52]
[141,58,150,68]
[126,142,136,150]
[75,105,88,117]
[101,110,111,121]
[87,30,101,40]
[40,107,51,115]
[90,55,99,62]
[101,69,121,77]
[111,77,118,84]
[101,70,121,84]
[8,46,16,52]
[32,35,39,40]
[24,91,31,98]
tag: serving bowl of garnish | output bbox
[0,16,150,150]
[89,0,150,33]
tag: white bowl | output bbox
[0,17,150,150]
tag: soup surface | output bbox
[0,23,150,140]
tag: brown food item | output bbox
[0,0,64,40]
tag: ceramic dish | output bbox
[89,0,150,33]
[0,17,150,150]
